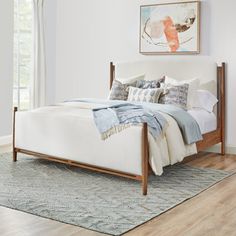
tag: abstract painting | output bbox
[140,1,200,54]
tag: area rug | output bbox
[0,153,232,235]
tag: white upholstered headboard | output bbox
[110,58,226,154]
[114,57,218,95]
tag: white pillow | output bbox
[192,90,218,112]
[165,76,200,109]
[116,74,145,84]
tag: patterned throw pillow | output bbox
[127,87,163,103]
[136,77,165,89]
[159,84,189,109]
[109,80,137,100]
[165,76,200,109]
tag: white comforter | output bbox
[15,101,197,176]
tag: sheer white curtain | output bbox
[31,0,46,108]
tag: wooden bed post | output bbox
[220,62,226,155]
[110,62,149,195]
[197,62,226,154]
[110,62,115,89]
[13,107,18,162]
[142,123,149,195]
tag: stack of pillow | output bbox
[108,74,218,112]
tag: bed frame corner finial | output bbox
[110,62,115,89]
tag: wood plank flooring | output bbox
[126,154,236,236]
[1,150,236,236]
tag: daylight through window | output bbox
[13,0,33,110]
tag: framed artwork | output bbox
[140,1,200,55]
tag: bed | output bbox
[13,58,226,195]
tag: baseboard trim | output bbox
[0,135,12,146]
[206,144,236,155]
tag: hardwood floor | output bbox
[126,153,236,236]
[1,150,236,236]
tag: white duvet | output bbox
[15,101,197,176]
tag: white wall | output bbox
[54,0,236,149]
[55,0,142,101]
[0,0,13,138]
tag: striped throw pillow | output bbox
[127,87,163,103]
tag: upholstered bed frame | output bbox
[13,59,226,195]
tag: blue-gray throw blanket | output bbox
[93,103,167,140]
[65,99,203,144]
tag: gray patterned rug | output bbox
[0,153,232,235]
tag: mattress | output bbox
[188,108,217,134]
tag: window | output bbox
[13,0,33,110]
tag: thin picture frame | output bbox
[139,1,201,55]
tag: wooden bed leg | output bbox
[142,123,149,196]
[13,107,18,162]
[13,149,17,162]
[221,142,225,156]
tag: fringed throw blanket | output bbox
[65,98,202,144]
[92,103,168,140]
